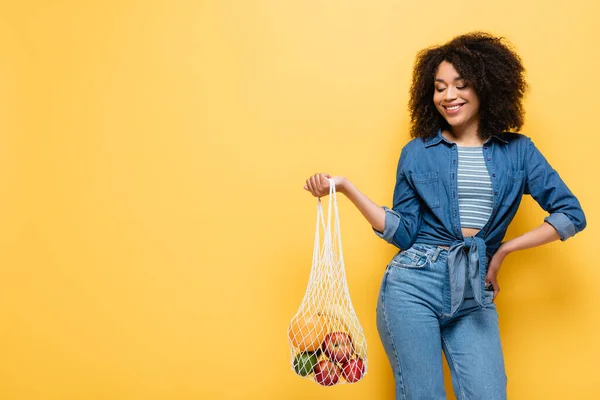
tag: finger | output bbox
[324,174,333,192]
[315,174,321,194]
[306,178,317,197]
[492,282,500,301]
[311,174,324,197]
[320,173,330,194]
[316,174,328,196]
[311,175,321,196]
[485,268,498,284]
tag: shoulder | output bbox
[497,131,530,143]
[496,132,535,155]
[397,137,442,173]
[402,137,428,153]
[398,138,429,163]
[394,138,427,171]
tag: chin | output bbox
[448,120,465,128]
[447,116,476,130]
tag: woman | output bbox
[303,32,586,399]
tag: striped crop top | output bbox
[457,146,493,230]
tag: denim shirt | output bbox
[375,130,586,316]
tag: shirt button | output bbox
[492,173,496,177]
[487,158,491,161]
[494,191,498,195]
[484,147,488,150]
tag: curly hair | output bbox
[408,32,527,139]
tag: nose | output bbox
[444,86,457,101]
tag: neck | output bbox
[444,123,483,146]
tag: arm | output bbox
[304,174,385,232]
[524,137,586,239]
[497,222,560,256]
[338,178,386,233]
[485,138,586,299]
[304,146,422,249]
[486,222,559,300]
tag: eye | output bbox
[456,84,468,90]
[435,87,446,93]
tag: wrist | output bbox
[337,176,350,195]
[496,242,512,258]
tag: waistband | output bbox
[410,239,488,317]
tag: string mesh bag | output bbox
[288,179,368,386]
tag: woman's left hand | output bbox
[485,250,507,301]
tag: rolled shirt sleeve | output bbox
[373,206,402,243]
[544,213,577,241]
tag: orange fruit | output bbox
[288,313,329,352]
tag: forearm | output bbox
[497,222,561,257]
[338,178,386,232]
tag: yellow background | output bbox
[1,0,598,399]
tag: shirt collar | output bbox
[424,129,509,147]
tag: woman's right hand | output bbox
[304,173,385,232]
[303,173,345,197]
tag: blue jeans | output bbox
[376,244,507,399]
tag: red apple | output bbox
[314,360,341,386]
[322,332,354,364]
[342,358,365,383]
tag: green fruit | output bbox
[293,352,319,376]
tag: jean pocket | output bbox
[484,289,494,304]
[390,249,429,269]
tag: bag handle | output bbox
[321,178,344,267]
[303,178,349,307]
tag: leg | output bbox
[376,263,446,400]
[440,300,507,400]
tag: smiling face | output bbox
[433,60,480,134]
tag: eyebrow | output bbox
[435,77,465,83]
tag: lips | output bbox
[443,103,465,114]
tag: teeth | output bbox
[447,105,462,110]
